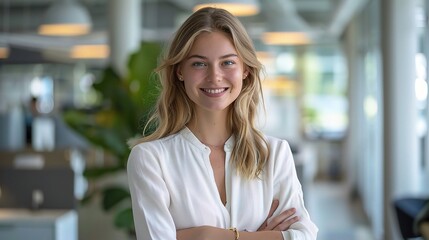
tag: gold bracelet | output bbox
[228,227,239,240]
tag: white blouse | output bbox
[127,127,318,240]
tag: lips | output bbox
[201,88,228,94]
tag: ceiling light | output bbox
[1,0,10,58]
[38,0,92,36]
[193,0,260,16]
[262,16,311,46]
[261,1,312,46]
[70,45,109,59]
[0,45,9,59]
[262,32,311,45]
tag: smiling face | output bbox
[177,31,248,115]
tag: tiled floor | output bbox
[305,180,375,240]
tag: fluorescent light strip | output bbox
[193,3,259,16]
[39,24,90,36]
[262,32,311,45]
[0,47,9,59]
[70,45,109,59]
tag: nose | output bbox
[207,65,222,82]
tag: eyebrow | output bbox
[187,53,239,60]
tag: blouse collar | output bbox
[180,127,235,152]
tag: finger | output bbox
[257,199,280,231]
[265,208,296,230]
[273,216,300,231]
[267,199,279,219]
[266,208,296,230]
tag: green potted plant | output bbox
[63,42,162,236]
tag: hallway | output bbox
[306,180,375,240]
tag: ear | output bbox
[176,66,184,81]
[243,69,250,80]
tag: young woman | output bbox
[127,7,318,240]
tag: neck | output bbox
[187,110,231,147]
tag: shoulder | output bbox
[128,131,182,165]
[132,131,182,151]
[263,135,295,170]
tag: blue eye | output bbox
[223,60,235,66]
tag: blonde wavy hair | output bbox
[130,7,269,179]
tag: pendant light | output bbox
[262,31,311,46]
[70,44,110,59]
[0,0,10,59]
[193,0,260,17]
[38,0,92,36]
[261,0,311,45]
[0,45,9,59]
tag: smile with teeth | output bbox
[201,88,228,94]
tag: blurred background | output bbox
[0,0,429,240]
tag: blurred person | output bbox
[24,96,40,146]
[127,7,317,240]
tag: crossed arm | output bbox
[177,200,299,240]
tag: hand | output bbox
[257,199,300,231]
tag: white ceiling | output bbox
[0,0,369,65]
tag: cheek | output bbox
[183,81,193,94]
[236,82,244,94]
[229,69,245,81]
[182,79,200,98]
[183,70,206,83]
[231,73,244,88]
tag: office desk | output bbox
[0,209,77,240]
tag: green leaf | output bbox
[127,42,161,120]
[62,41,161,235]
[102,187,131,211]
[114,208,135,230]
[63,110,130,162]
[94,67,139,127]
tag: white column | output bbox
[424,0,429,194]
[381,0,419,239]
[343,18,360,197]
[108,0,141,77]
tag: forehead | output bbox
[188,31,237,56]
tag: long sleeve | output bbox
[127,129,318,240]
[270,140,318,240]
[127,144,176,240]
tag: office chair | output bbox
[393,197,429,239]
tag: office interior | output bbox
[1,0,429,239]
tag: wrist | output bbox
[228,227,239,240]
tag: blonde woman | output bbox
[127,7,318,240]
